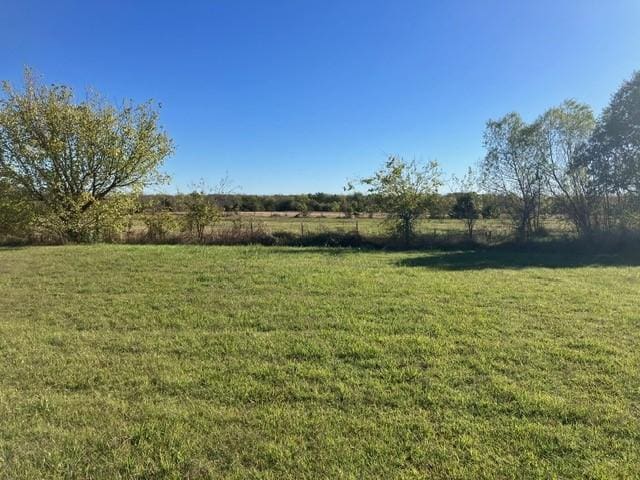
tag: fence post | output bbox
[301,222,304,236]
[355,220,359,234]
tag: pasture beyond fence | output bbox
[2,211,576,247]
[116,213,571,247]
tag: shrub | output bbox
[144,209,177,242]
[182,190,221,242]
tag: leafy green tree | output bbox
[450,193,481,239]
[340,197,354,218]
[585,71,640,194]
[481,113,543,240]
[0,69,172,241]
[350,155,442,245]
[425,194,453,219]
[293,198,309,217]
[87,193,138,242]
[534,100,596,234]
[576,71,640,229]
[329,201,341,213]
[481,202,498,219]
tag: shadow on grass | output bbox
[0,245,28,251]
[397,247,640,270]
[268,246,363,256]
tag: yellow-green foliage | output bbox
[88,194,139,242]
[354,156,442,245]
[0,180,35,240]
[0,68,172,241]
[143,207,178,241]
[181,190,221,242]
[35,193,138,243]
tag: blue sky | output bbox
[2,1,639,194]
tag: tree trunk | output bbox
[403,218,411,247]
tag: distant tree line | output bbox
[139,192,373,216]
[137,191,502,217]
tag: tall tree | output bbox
[481,113,543,240]
[534,100,596,234]
[0,69,173,240]
[584,71,640,195]
[576,71,640,229]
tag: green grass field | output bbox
[218,216,521,239]
[132,214,519,237]
[1,245,639,478]
[126,213,574,244]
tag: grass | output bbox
[134,214,569,237]
[217,215,507,236]
[0,245,639,478]
[118,214,572,247]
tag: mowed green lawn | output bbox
[0,245,639,479]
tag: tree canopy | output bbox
[534,100,595,233]
[481,113,543,239]
[580,71,640,196]
[0,69,173,240]
[351,155,442,245]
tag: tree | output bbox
[585,71,640,195]
[428,194,455,219]
[450,193,481,239]
[534,100,596,234]
[450,167,481,239]
[293,197,309,217]
[481,113,543,241]
[481,202,498,219]
[350,155,442,245]
[340,197,354,218]
[0,69,173,241]
[576,71,640,230]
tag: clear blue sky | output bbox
[2,1,639,194]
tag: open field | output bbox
[218,215,512,236]
[131,213,574,240]
[1,245,639,478]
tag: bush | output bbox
[182,190,221,242]
[89,195,137,242]
[144,209,177,241]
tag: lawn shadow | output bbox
[269,246,362,256]
[398,248,640,271]
[0,245,29,251]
